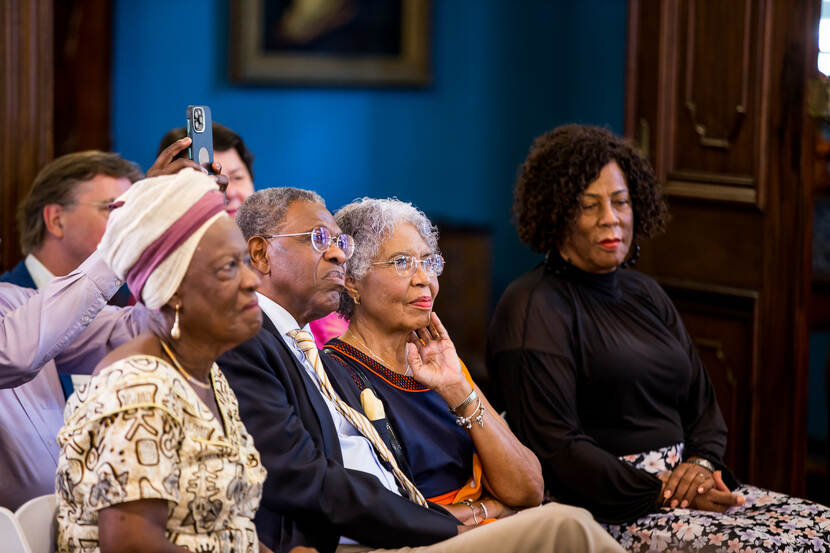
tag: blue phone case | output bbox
[186,105,214,169]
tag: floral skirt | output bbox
[603,444,830,552]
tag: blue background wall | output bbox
[112,0,830,442]
[111,0,628,301]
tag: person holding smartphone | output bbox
[158,122,255,218]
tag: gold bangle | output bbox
[460,499,478,524]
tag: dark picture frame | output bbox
[230,0,431,86]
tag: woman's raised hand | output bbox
[406,312,471,404]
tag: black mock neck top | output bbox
[486,255,729,524]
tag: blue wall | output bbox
[112,0,628,301]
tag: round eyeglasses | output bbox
[372,254,445,277]
[261,226,355,259]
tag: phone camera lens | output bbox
[193,108,205,132]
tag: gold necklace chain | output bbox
[159,339,212,390]
[342,329,410,375]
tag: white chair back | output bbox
[0,505,32,553]
[15,495,56,553]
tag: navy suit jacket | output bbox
[217,315,459,553]
[0,260,36,289]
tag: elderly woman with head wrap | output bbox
[54,169,281,553]
[323,198,544,526]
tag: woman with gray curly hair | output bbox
[324,197,544,526]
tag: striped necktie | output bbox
[288,329,427,507]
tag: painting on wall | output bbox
[230,0,431,86]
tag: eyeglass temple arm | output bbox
[261,231,312,238]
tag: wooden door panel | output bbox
[626,0,815,494]
[672,0,761,181]
[639,203,763,289]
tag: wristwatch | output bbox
[686,457,716,472]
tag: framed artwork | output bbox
[230,0,431,86]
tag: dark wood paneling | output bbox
[53,0,112,155]
[0,0,53,270]
[661,280,758,480]
[752,0,815,494]
[626,0,815,495]
[639,202,763,289]
[672,0,761,181]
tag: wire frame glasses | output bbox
[372,254,445,277]
[261,226,355,259]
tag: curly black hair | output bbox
[513,124,668,254]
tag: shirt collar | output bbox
[24,254,56,290]
[256,292,311,339]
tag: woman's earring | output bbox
[621,243,641,269]
[171,304,181,340]
[353,295,361,305]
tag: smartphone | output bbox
[186,105,214,171]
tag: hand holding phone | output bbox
[186,105,214,172]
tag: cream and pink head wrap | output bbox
[98,168,229,310]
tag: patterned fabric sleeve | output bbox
[83,407,183,511]
[57,358,186,512]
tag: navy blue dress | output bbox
[325,339,475,501]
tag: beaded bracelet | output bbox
[455,398,485,429]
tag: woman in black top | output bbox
[487,125,830,552]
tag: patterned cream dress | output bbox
[55,355,266,553]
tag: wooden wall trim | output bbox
[0,0,53,269]
[655,0,680,182]
[752,0,814,495]
[624,0,640,138]
[664,180,757,204]
[657,277,759,300]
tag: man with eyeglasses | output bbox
[215,187,459,552]
[0,151,141,303]
[0,145,222,510]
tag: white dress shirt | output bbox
[255,292,400,497]
[24,253,55,290]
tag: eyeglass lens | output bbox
[393,255,444,276]
[309,226,354,258]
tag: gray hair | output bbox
[335,197,439,317]
[235,187,325,239]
